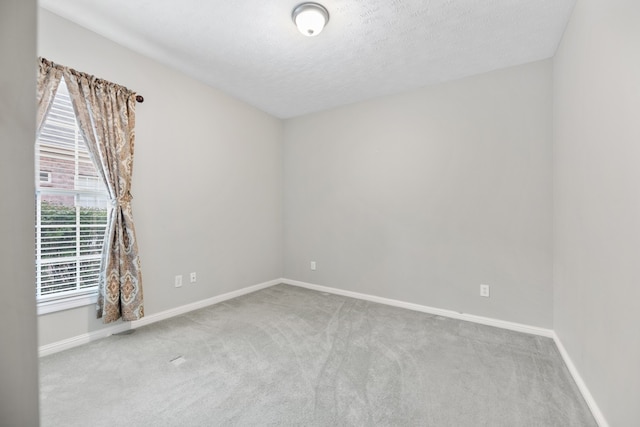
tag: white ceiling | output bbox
[40,0,576,119]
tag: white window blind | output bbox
[35,80,110,302]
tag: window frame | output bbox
[39,170,52,184]
[35,80,109,315]
[37,292,99,315]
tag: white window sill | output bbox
[37,293,98,315]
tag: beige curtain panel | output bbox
[36,60,63,136]
[37,58,144,323]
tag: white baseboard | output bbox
[38,322,130,357]
[130,278,280,329]
[38,277,607,427]
[281,278,554,338]
[552,332,610,427]
[38,278,281,357]
[281,279,607,427]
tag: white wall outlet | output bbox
[175,275,183,288]
[310,261,317,271]
[190,272,197,283]
[480,284,490,297]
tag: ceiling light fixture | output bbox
[292,3,329,37]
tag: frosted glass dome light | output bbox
[292,3,329,37]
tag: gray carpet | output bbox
[40,284,596,426]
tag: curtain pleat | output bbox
[37,57,144,323]
[36,58,63,136]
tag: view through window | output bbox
[35,80,110,302]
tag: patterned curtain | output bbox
[37,58,144,323]
[36,59,63,135]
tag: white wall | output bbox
[37,9,284,346]
[33,2,640,423]
[284,60,553,328]
[553,0,640,425]
[0,0,40,425]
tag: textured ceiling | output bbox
[40,0,576,119]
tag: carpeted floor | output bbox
[40,284,596,426]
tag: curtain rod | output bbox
[40,57,144,103]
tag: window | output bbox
[39,171,52,184]
[35,80,110,310]
[77,175,107,208]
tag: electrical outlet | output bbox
[310,261,317,271]
[190,272,197,283]
[480,284,490,297]
[175,275,183,288]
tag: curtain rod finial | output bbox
[135,95,144,103]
